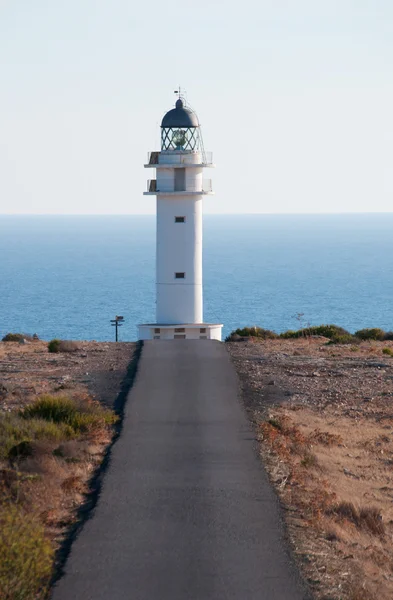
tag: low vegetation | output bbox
[229,338,393,599]
[48,339,79,353]
[22,395,117,432]
[0,394,118,599]
[226,324,393,344]
[0,396,117,461]
[259,411,388,598]
[354,328,386,341]
[328,501,384,536]
[2,333,38,342]
[0,413,75,461]
[0,501,54,600]
[228,326,279,340]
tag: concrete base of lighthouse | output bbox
[138,323,223,341]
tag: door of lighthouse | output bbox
[174,168,186,191]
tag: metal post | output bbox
[110,316,124,342]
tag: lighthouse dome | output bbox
[161,98,199,128]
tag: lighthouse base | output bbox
[138,323,223,341]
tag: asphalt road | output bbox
[52,341,309,600]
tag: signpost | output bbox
[110,316,124,342]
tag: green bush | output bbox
[280,324,353,343]
[382,347,393,357]
[279,329,298,339]
[354,328,386,341]
[2,333,33,343]
[47,339,61,353]
[0,396,117,460]
[22,395,118,433]
[226,323,393,345]
[0,502,53,600]
[227,327,278,340]
[0,413,76,460]
[327,334,355,345]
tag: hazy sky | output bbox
[1,1,392,214]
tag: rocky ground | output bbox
[228,338,393,600]
[0,339,137,413]
[0,339,138,598]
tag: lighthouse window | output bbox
[175,216,185,223]
[175,272,185,279]
[174,328,185,333]
[200,328,206,333]
[154,328,160,334]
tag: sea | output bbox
[0,214,392,342]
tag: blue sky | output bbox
[0,0,392,214]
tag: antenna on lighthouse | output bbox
[174,86,187,104]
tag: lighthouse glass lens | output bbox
[172,129,187,148]
[161,127,199,151]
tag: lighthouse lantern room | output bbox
[138,96,223,341]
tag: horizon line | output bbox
[2,212,393,217]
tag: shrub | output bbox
[226,327,278,341]
[0,396,116,459]
[354,328,386,341]
[267,418,282,430]
[358,506,385,535]
[48,339,61,353]
[0,413,75,460]
[382,347,393,357]
[328,334,355,345]
[383,331,393,341]
[281,324,353,343]
[58,340,79,352]
[2,333,34,343]
[329,501,384,536]
[279,329,298,339]
[300,452,319,468]
[48,339,79,353]
[0,501,53,600]
[21,395,117,433]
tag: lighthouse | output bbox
[138,96,223,341]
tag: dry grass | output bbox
[0,340,137,597]
[0,393,119,597]
[48,339,79,353]
[22,394,118,432]
[229,338,393,600]
[329,502,385,536]
[259,408,393,598]
[0,414,75,460]
[0,500,54,600]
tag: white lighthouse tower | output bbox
[138,96,223,341]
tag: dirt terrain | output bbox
[228,338,393,600]
[0,339,137,599]
[0,340,136,413]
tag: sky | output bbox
[0,0,392,214]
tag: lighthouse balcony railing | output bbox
[147,151,213,166]
[146,179,213,193]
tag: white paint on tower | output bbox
[138,96,223,341]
